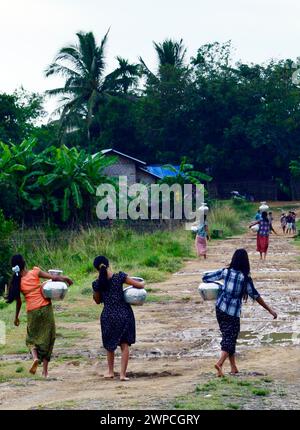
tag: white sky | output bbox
[1,0,300,115]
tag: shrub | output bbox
[0,210,15,295]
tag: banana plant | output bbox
[38,145,116,221]
[0,138,117,223]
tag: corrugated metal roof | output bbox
[145,165,181,179]
[101,149,146,165]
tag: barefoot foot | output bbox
[120,377,130,382]
[230,367,239,375]
[103,373,114,379]
[214,364,224,377]
[29,359,39,375]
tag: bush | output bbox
[0,209,15,295]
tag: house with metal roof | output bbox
[101,149,161,185]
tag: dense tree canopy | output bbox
[1,32,300,201]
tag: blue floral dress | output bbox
[92,272,136,352]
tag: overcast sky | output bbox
[1,0,300,114]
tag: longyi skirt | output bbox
[216,307,240,356]
[195,235,207,256]
[257,235,269,253]
[26,304,56,362]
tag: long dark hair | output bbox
[261,211,269,222]
[228,249,251,301]
[93,256,110,292]
[6,255,26,304]
[229,249,250,277]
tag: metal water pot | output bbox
[123,277,147,306]
[259,201,269,212]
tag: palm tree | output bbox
[45,32,142,143]
[139,38,187,79]
[105,57,141,94]
[45,31,110,142]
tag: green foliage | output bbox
[0,210,15,294]
[0,138,116,223]
[45,31,141,145]
[290,158,300,178]
[11,226,193,285]
[2,33,300,202]
[0,89,44,144]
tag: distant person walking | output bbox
[202,249,277,377]
[285,212,294,235]
[6,254,73,378]
[280,212,287,234]
[268,211,274,234]
[250,211,277,260]
[291,211,297,235]
[195,215,210,259]
[254,210,262,221]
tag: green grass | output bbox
[208,200,256,238]
[11,226,194,286]
[174,376,273,410]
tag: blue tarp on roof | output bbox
[145,165,181,179]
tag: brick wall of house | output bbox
[136,169,157,185]
[103,156,137,185]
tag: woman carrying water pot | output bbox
[250,211,277,260]
[6,254,73,378]
[202,249,277,377]
[92,256,144,381]
[195,214,210,259]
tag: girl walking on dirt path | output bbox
[92,256,144,381]
[6,254,73,378]
[202,249,277,378]
[285,212,294,235]
[280,212,287,234]
[195,215,210,259]
[250,211,277,260]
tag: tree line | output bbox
[1,31,300,200]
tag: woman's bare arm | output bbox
[205,225,210,240]
[14,297,22,326]
[125,277,145,289]
[93,291,102,304]
[38,270,73,286]
[249,221,260,228]
[271,225,278,235]
[256,296,277,319]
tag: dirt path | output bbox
[0,218,299,410]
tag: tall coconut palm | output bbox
[105,57,141,94]
[45,30,110,142]
[139,38,187,79]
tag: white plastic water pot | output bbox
[251,224,260,232]
[198,282,222,301]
